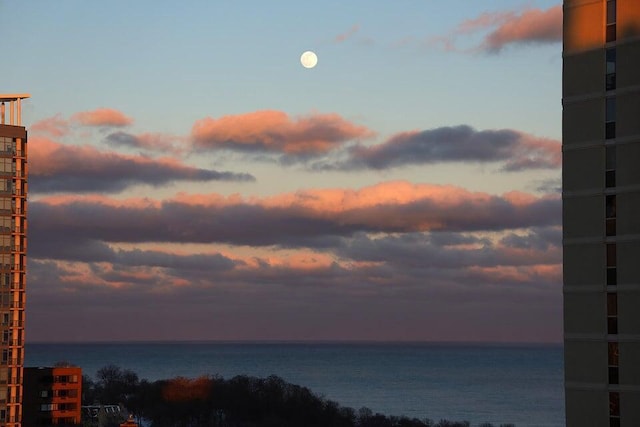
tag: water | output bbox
[25,342,564,427]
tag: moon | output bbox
[300,51,318,69]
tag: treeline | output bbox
[83,365,515,427]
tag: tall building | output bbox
[0,94,29,427]
[563,1,640,426]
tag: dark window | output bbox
[606,48,616,90]
[606,169,616,187]
[607,0,616,24]
[607,244,617,267]
[608,316,618,335]
[606,146,616,187]
[607,293,618,316]
[608,342,619,366]
[609,366,619,384]
[609,391,620,416]
[607,267,617,286]
[607,24,617,42]
[606,0,617,42]
[606,122,616,140]
[606,98,616,139]
[606,195,616,236]
[606,195,617,218]
[610,416,621,427]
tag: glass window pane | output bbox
[606,98,616,121]
[609,392,620,416]
[607,1,617,25]
[606,146,616,169]
[607,244,617,267]
[606,219,616,236]
[607,24,616,42]
[606,73,616,91]
[607,293,618,315]
[608,267,617,285]
[608,342,619,365]
[606,195,616,218]
[609,366,619,384]
[608,317,618,334]
[606,122,616,139]
[606,170,616,188]
[606,48,616,73]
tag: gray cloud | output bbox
[315,125,560,171]
[30,137,254,193]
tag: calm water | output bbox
[25,342,564,427]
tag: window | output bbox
[609,391,620,416]
[606,48,616,90]
[608,342,619,366]
[607,244,617,267]
[606,98,616,139]
[607,293,618,335]
[608,316,618,335]
[40,403,57,412]
[606,146,616,188]
[40,390,48,398]
[606,195,616,236]
[609,366,619,384]
[606,0,617,43]
[607,293,618,316]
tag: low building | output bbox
[82,404,127,427]
[23,366,82,426]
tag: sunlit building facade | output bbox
[563,1,640,426]
[23,367,82,427]
[0,94,29,427]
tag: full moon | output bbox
[300,51,318,69]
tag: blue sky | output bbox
[2,1,563,342]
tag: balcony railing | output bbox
[0,265,25,272]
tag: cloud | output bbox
[191,110,373,157]
[481,6,562,52]
[71,108,133,127]
[335,24,360,43]
[29,136,254,193]
[29,181,560,248]
[25,224,562,342]
[427,5,562,53]
[30,115,69,137]
[105,131,183,154]
[316,125,560,171]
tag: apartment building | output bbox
[23,367,82,427]
[0,94,29,427]
[563,1,640,425]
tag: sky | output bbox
[2,0,563,343]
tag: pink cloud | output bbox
[427,5,562,53]
[467,264,561,284]
[482,6,562,52]
[71,108,133,127]
[456,11,514,34]
[33,181,559,248]
[191,110,373,155]
[30,115,70,137]
[335,24,360,43]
